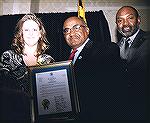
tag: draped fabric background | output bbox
[0,10,111,61]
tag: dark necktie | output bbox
[68,49,77,60]
[125,39,129,50]
[120,38,130,59]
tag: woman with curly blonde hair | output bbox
[0,13,54,93]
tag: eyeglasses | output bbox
[63,24,85,34]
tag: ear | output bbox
[86,27,90,34]
[137,17,141,25]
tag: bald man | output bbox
[116,6,150,120]
[63,16,127,120]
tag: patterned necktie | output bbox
[120,38,130,59]
[68,49,77,60]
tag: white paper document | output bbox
[35,69,72,115]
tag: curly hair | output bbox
[11,13,49,57]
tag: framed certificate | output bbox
[28,61,80,122]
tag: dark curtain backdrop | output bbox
[0,10,111,61]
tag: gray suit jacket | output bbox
[118,29,150,66]
[117,29,150,120]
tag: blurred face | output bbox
[116,7,140,37]
[22,20,41,47]
[63,17,89,49]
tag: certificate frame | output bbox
[28,60,80,122]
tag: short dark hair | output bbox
[117,6,140,18]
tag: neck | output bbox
[23,44,38,56]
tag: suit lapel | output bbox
[130,30,145,48]
[127,30,146,62]
[117,37,124,48]
[74,40,93,65]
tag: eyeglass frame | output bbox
[63,24,86,34]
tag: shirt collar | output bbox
[71,38,90,64]
[76,38,90,53]
[127,29,140,47]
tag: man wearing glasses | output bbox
[63,16,127,120]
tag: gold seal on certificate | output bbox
[28,61,80,122]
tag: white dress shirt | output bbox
[72,38,90,64]
[128,29,140,47]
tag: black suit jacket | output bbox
[117,30,150,120]
[70,40,127,120]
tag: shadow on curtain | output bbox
[0,10,111,61]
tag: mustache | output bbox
[68,35,80,40]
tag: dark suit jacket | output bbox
[69,39,127,120]
[117,30,150,120]
[0,87,31,122]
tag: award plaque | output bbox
[28,61,80,122]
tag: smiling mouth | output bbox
[123,27,130,31]
[122,26,132,32]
